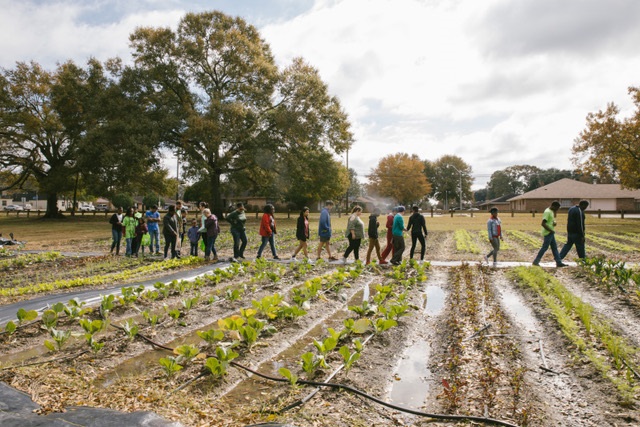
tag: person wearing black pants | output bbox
[163,205,180,260]
[406,205,428,261]
[342,206,364,263]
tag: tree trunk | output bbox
[43,192,64,219]
[209,172,223,219]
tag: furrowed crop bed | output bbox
[2,223,640,426]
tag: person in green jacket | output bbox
[122,207,138,257]
[226,202,247,261]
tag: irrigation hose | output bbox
[230,360,520,427]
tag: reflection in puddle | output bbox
[500,287,538,333]
[424,285,445,316]
[388,340,431,408]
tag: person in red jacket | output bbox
[257,204,280,260]
[378,207,396,264]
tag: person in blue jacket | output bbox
[316,200,337,261]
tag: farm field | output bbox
[1,212,640,426]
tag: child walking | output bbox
[187,219,200,257]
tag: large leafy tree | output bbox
[368,153,431,205]
[0,61,87,218]
[424,155,473,208]
[572,86,640,189]
[0,60,166,217]
[129,11,352,217]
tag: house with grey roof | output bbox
[507,178,640,212]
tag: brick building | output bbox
[508,178,640,212]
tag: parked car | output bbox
[96,203,109,211]
[3,204,24,211]
[78,204,96,212]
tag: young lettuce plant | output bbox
[197,329,225,347]
[159,357,183,378]
[64,298,91,319]
[174,344,201,365]
[142,310,160,326]
[204,346,239,378]
[80,319,106,353]
[279,367,299,387]
[44,328,71,352]
[41,309,58,331]
[121,319,139,340]
[339,345,361,372]
[100,294,116,319]
[373,318,397,334]
[16,308,38,325]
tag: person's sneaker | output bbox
[532,261,540,266]
[379,260,388,265]
[273,256,280,260]
[483,255,489,264]
[291,256,297,260]
[342,257,348,264]
[212,257,218,262]
[493,262,498,268]
[230,257,238,263]
[556,262,568,267]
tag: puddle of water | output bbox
[388,340,431,408]
[424,285,445,316]
[500,287,538,333]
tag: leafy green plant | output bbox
[348,300,374,317]
[4,321,16,335]
[174,344,200,365]
[41,309,58,331]
[159,357,183,378]
[372,318,397,334]
[339,345,361,372]
[204,346,239,377]
[142,310,160,326]
[279,367,298,386]
[342,318,370,335]
[121,319,139,340]
[239,325,258,349]
[301,351,321,375]
[252,293,284,319]
[226,287,243,301]
[16,308,38,325]
[63,298,91,319]
[44,328,71,351]
[100,294,116,318]
[181,295,199,311]
[197,329,225,346]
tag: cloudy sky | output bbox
[2,0,639,189]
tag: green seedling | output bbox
[226,288,243,301]
[279,367,299,386]
[240,308,258,319]
[339,345,361,372]
[181,295,199,311]
[197,329,225,346]
[41,309,58,331]
[252,293,284,319]
[121,319,139,340]
[373,318,397,334]
[239,325,258,349]
[384,302,411,321]
[154,282,171,298]
[45,328,71,351]
[87,336,105,353]
[301,351,321,375]
[50,302,65,314]
[174,344,200,365]
[119,286,139,306]
[159,357,183,378]
[141,290,160,301]
[353,338,363,352]
[4,321,16,335]
[64,298,91,319]
[277,305,307,320]
[80,319,105,335]
[16,308,38,325]
[167,308,182,320]
[348,300,374,317]
[218,315,245,331]
[142,310,160,326]
[313,336,337,357]
[100,294,116,318]
[204,346,239,377]
[343,318,370,335]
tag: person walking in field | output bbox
[257,204,279,260]
[390,206,406,265]
[122,207,138,257]
[317,200,338,261]
[342,206,365,263]
[532,201,567,267]
[379,207,396,264]
[145,205,161,255]
[291,207,310,260]
[226,202,247,261]
[187,219,200,257]
[203,208,220,262]
[133,216,148,257]
[406,205,428,261]
[365,208,383,265]
[559,200,590,261]
[109,207,124,255]
[163,205,180,260]
[484,207,503,267]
